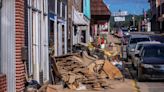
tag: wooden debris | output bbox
[103,61,123,80]
[46,85,57,92]
[68,75,76,84]
[52,53,123,90]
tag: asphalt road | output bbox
[125,62,164,92]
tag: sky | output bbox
[104,0,150,15]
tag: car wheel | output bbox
[137,67,144,82]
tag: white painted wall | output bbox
[1,0,16,91]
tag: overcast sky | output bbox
[104,0,150,15]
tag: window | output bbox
[130,38,150,44]
[0,8,1,73]
[48,0,55,13]
[62,3,65,18]
[57,1,60,16]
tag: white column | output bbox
[64,22,67,54]
[1,0,16,91]
[41,0,49,82]
[33,0,40,82]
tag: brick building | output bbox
[0,0,50,91]
[148,0,164,33]
[0,0,25,91]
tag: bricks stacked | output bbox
[0,74,7,92]
[15,0,25,91]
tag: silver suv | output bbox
[127,35,151,62]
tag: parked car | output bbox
[135,44,164,81]
[131,41,161,69]
[150,35,164,43]
[127,35,151,62]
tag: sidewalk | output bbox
[55,79,135,92]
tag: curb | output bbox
[125,67,140,92]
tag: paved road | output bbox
[125,62,164,92]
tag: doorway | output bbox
[81,30,86,43]
[49,20,55,55]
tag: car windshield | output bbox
[144,46,164,57]
[130,38,150,44]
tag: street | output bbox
[125,62,164,92]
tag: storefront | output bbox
[48,0,67,56]
[72,7,89,45]
[90,0,111,38]
[27,0,49,84]
[57,18,67,55]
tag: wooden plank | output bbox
[103,61,123,80]
[68,75,76,84]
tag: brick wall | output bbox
[15,0,25,91]
[0,74,7,92]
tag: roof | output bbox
[91,0,111,16]
[130,34,150,38]
[137,41,161,45]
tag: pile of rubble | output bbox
[52,52,123,90]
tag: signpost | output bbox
[114,17,125,22]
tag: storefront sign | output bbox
[114,17,125,22]
[99,22,108,32]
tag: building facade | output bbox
[26,0,49,85]
[0,0,26,91]
[0,0,50,91]
[48,0,68,56]
[90,0,111,37]
[148,0,164,33]
[68,0,91,49]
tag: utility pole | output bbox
[132,15,135,27]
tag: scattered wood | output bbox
[51,52,123,90]
[103,61,123,80]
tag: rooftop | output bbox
[91,0,111,16]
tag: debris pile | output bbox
[53,53,123,90]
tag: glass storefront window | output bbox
[57,1,60,17]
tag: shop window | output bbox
[62,3,65,19]
[48,0,55,13]
[81,30,86,43]
[57,1,61,17]
[0,9,2,73]
[49,20,55,48]
[62,25,65,54]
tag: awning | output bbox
[73,7,88,25]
